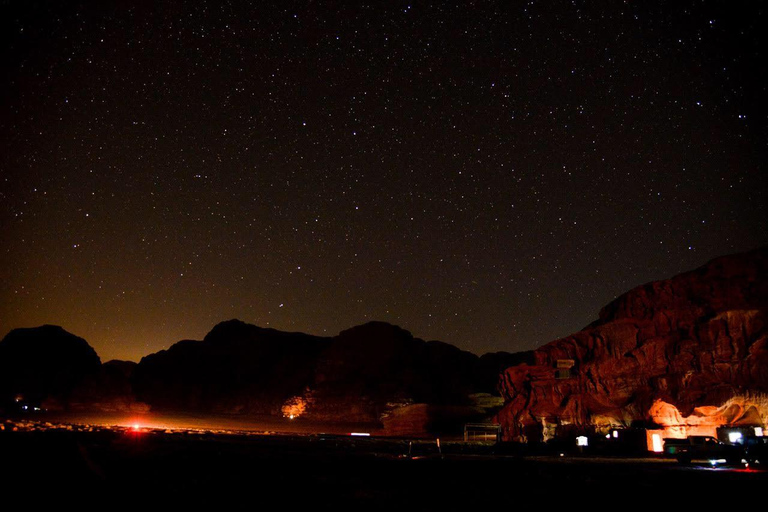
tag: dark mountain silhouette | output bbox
[132,319,519,424]
[312,322,479,406]
[133,320,330,414]
[5,247,765,438]
[296,321,501,422]
[4,248,765,437]
[0,325,101,410]
[1,319,520,427]
[68,359,147,412]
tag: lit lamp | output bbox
[651,433,663,453]
[576,436,588,447]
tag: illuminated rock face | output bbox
[497,247,768,442]
[649,397,768,439]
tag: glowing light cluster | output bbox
[281,396,307,419]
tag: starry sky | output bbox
[1,1,766,362]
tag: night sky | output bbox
[1,1,766,362]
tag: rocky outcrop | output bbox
[0,325,102,410]
[299,322,519,425]
[497,246,768,442]
[1,318,517,433]
[69,360,149,413]
[304,322,482,422]
[649,395,768,438]
[132,320,512,429]
[381,394,505,437]
[132,320,330,415]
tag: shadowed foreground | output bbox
[2,425,765,507]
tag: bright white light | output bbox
[350,432,370,437]
[612,430,619,438]
[755,427,764,437]
[651,434,663,453]
[132,423,140,431]
[729,432,743,444]
[576,436,588,447]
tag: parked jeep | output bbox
[663,436,743,464]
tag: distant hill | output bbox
[132,319,527,425]
[7,247,764,439]
[0,325,101,410]
[132,320,331,415]
[0,319,527,431]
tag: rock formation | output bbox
[304,322,480,422]
[69,360,149,413]
[0,325,101,411]
[649,395,768,438]
[1,318,515,432]
[496,246,768,442]
[133,320,512,427]
[132,320,330,415]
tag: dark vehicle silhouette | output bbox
[744,436,768,466]
[663,436,743,465]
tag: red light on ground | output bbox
[734,467,762,473]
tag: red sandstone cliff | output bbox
[497,247,768,442]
